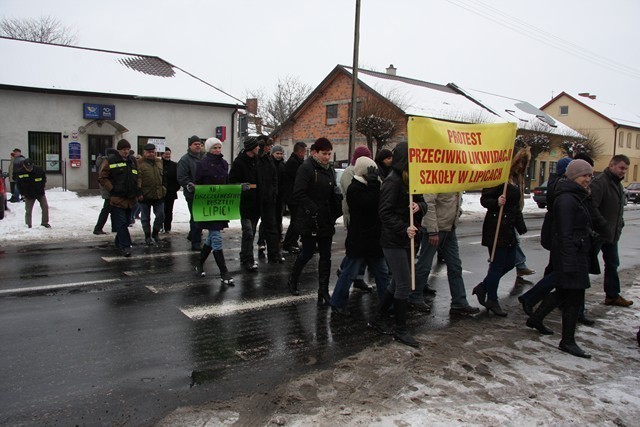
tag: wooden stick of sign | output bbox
[409,193,416,291]
[489,182,509,262]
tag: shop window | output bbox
[326,104,338,125]
[28,131,61,173]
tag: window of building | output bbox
[636,134,640,150]
[137,136,166,156]
[627,133,632,148]
[347,101,363,124]
[634,164,638,181]
[619,131,624,147]
[559,105,569,115]
[326,104,338,125]
[528,160,537,182]
[539,161,546,183]
[28,131,61,173]
[549,161,557,175]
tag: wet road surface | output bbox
[1,210,639,425]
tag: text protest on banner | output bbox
[192,185,242,222]
[407,117,517,194]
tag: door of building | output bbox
[88,135,113,189]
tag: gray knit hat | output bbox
[271,144,284,154]
[565,159,593,180]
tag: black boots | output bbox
[526,291,558,335]
[317,259,331,306]
[195,244,212,277]
[472,283,487,307]
[485,299,508,317]
[152,228,160,242]
[213,250,234,286]
[559,295,591,358]
[288,258,304,296]
[392,299,419,348]
[368,291,394,335]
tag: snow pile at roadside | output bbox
[0,188,543,245]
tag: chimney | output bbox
[246,98,258,115]
[386,64,397,76]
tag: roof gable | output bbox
[0,37,244,107]
[541,91,640,129]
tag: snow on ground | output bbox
[0,188,543,245]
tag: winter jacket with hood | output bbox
[551,178,596,289]
[177,149,204,201]
[137,156,167,202]
[98,153,141,209]
[480,182,527,248]
[16,164,46,199]
[345,176,383,258]
[379,142,427,249]
[421,192,462,233]
[228,149,259,219]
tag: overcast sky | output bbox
[2,0,639,111]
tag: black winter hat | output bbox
[244,137,259,151]
[188,135,201,146]
[116,139,131,150]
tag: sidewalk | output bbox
[158,270,640,426]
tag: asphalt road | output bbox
[1,208,639,425]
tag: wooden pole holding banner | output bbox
[489,182,509,262]
[409,193,416,291]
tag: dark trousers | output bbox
[94,199,111,232]
[112,206,132,249]
[186,196,202,246]
[282,204,300,249]
[163,197,176,232]
[599,242,621,298]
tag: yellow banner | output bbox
[407,117,517,194]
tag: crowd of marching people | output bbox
[56,135,639,353]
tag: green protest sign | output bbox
[192,185,242,222]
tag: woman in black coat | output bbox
[368,142,427,348]
[193,138,233,286]
[287,138,342,306]
[526,159,596,358]
[473,148,529,316]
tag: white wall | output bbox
[0,89,238,190]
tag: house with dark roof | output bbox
[541,92,640,182]
[0,37,245,190]
[271,65,582,187]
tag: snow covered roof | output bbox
[544,92,640,129]
[0,37,244,107]
[344,67,505,125]
[455,86,583,138]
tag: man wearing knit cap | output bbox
[271,144,286,246]
[337,145,373,292]
[229,136,262,271]
[177,135,204,250]
[98,139,141,257]
[282,141,307,253]
[161,147,180,233]
[590,154,633,307]
[137,143,166,244]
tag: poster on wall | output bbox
[46,154,60,172]
[148,138,166,152]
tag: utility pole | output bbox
[349,0,361,159]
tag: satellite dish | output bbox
[78,126,86,134]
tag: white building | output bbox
[0,37,245,190]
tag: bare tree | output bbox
[246,76,312,130]
[0,15,77,45]
[561,129,606,159]
[355,93,405,154]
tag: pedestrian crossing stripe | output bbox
[180,294,316,320]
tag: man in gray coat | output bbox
[177,135,204,251]
[590,154,632,307]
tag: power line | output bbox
[444,0,640,80]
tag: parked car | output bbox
[532,181,548,208]
[625,182,640,204]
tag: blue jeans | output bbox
[139,200,165,234]
[480,246,516,301]
[410,228,470,308]
[240,217,258,265]
[204,229,223,251]
[330,255,390,308]
[111,206,132,249]
[514,238,528,270]
[600,242,621,298]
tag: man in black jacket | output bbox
[16,158,50,228]
[229,137,261,271]
[591,154,632,307]
[281,141,307,253]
